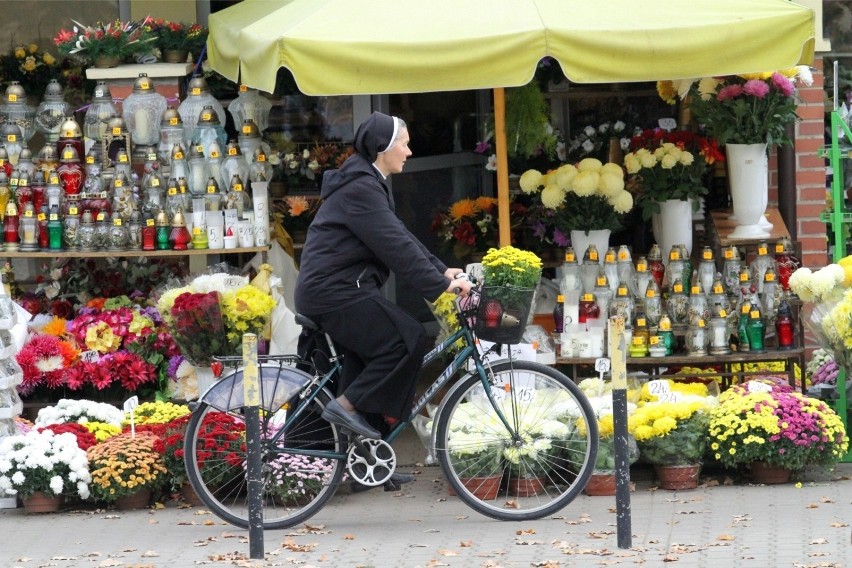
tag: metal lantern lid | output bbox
[171,143,186,161]
[186,76,210,96]
[42,79,64,101]
[106,114,127,134]
[189,144,204,159]
[225,140,242,156]
[176,177,189,193]
[59,145,80,163]
[132,73,156,94]
[38,145,58,163]
[59,116,83,138]
[205,177,220,194]
[197,105,221,126]
[238,119,260,139]
[155,208,169,226]
[0,147,7,161]
[92,81,111,101]
[4,82,27,105]
[0,123,22,141]
[171,207,186,227]
[18,148,32,163]
[161,107,182,127]
[86,147,101,166]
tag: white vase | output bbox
[570,229,611,265]
[652,199,693,263]
[726,143,770,239]
[194,365,216,395]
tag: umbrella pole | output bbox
[494,88,511,248]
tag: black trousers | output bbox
[307,295,426,420]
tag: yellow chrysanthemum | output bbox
[554,164,578,190]
[27,43,38,54]
[519,169,544,194]
[570,170,599,196]
[42,52,56,65]
[577,158,603,173]
[598,172,624,197]
[449,198,479,220]
[608,191,633,214]
[13,47,25,59]
[656,80,677,105]
[540,184,566,209]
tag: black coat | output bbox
[294,154,448,315]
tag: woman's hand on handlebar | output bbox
[444,268,464,279]
[446,273,474,297]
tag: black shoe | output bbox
[321,399,381,439]
[350,472,415,494]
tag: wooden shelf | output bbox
[0,246,268,259]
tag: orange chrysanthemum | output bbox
[285,196,310,217]
[474,196,498,212]
[57,340,79,366]
[42,316,68,337]
[87,298,107,310]
[449,199,479,221]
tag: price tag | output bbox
[168,187,177,196]
[698,319,706,327]
[147,153,157,161]
[146,219,155,227]
[169,117,179,126]
[765,272,775,282]
[703,250,712,260]
[646,289,655,298]
[202,112,212,121]
[69,206,78,215]
[747,380,773,393]
[239,84,248,92]
[193,226,202,235]
[10,178,18,186]
[658,117,677,131]
[565,252,575,262]
[636,260,647,271]
[724,248,734,259]
[658,391,681,403]
[719,309,727,318]
[582,293,593,302]
[673,283,683,293]
[97,212,105,221]
[37,213,46,221]
[113,218,122,226]
[713,284,723,294]
[191,87,201,95]
[257,153,266,162]
[112,127,121,135]
[6,134,15,142]
[242,125,252,134]
[750,310,760,319]
[228,147,237,156]
[594,358,610,372]
[649,335,660,345]
[669,250,680,260]
[196,145,204,154]
[49,214,58,221]
[207,185,216,194]
[152,178,160,187]
[119,154,128,163]
[596,276,606,286]
[50,175,59,184]
[24,209,32,217]
[174,151,184,160]
[659,318,671,331]
[115,179,123,187]
[80,350,100,363]
[100,191,108,199]
[775,243,784,253]
[63,149,73,160]
[140,81,150,90]
[648,379,671,396]
[8,94,17,102]
[85,155,94,164]
[691,285,700,295]
[618,249,629,261]
[589,250,598,261]
[632,336,645,346]
[758,246,768,255]
[179,186,187,193]
[234,184,243,192]
[637,317,646,327]
[211,150,220,158]
[742,304,751,314]
[225,276,246,288]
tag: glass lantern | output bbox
[63,209,80,251]
[688,281,711,323]
[685,315,709,356]
[643,279,663,327]
[140,151,165,195]
[191,105,228,159]
[107,211,129,251]
[220,141,248,191]
[77,210,97,251]
[228,85,272,133]
[56,145,85,198]
[248,148,273,182]
[16,148,36,182]
[559,248,582,295]
[760,266,781,322]
[0,123,23,165]
[224,174,251,217]
[204,177,222,211]
[616,245,635,297]
[774,237,801,298]
[82,150,104,199]
[37,145,59,176]
[708,306,731,355]
[207,141,224,188]
[580,244,600,293]
[647,243,665,291]
[122,73,168,161]
[696,245,716,296]
[667,281,690,329]
[35,79,72,143]
[721,244,742,293]
[18,202,38,251]
[169,143,188,182]
[0,82,36,142]
[177,76,226,143]
[237,119,271,168]
[187,144,210,197]
[84,81,117,156]
[750,242,773,294]
[634,256,651,300]
[57,116,85,166]
[158,107,187,166]
[104,114,131,166]
[603,247,619,292]
[111,172,135,221]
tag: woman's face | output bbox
[375,127,412,175]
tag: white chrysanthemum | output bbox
[191,272,247,294]
[624,153,641,175]
[554,164,578,190]
[600,162,623,178]
[609,191,634,214]
[571,171,599,196]
[519,169,544,194]
[540,184,566,209]
[788,267,813,300]
[796,65,813,87]
[577,158,603,173]
[680,151,695,166]
[613,120,626,132]
[598,173,625,197]
[660,153,679,169]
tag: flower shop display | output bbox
[149,20,208,62]
[37,422,98,451]
[519,158,632,253]
[707,382,848,482]
[0,43,62,96]
[188,410,246,489]
[430,197,501,260]
[565,121,634,164]
[267,142,354,193]
[34,398,124,427]
[660,69,811,239]
[54,18,157,67]
[87,431,167,507]
[0,429,92,510]
[274,196,320,241]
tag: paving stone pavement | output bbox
[1,461,850,568]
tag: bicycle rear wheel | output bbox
[183,385,346,529]
[435,360,598,521]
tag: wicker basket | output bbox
[472,285,535,344]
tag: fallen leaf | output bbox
[532,561,560,567]
[807,503,820,509]
[203,520,215,525]
[717,534,736,541]
[343,534,356,540]
[662,555,679,562]
[153,502,165,509]
[829,522,848,528]
[281,537,317,552]
[409,543,429,548]
[516,528,536,535]
[425,560,449,567]
[820,497,835,503]
[141,551,159,557]
[809,538,829,545]
[504,499,520,509]
[99,560,123,567]
[438,549,459,556]
[460,540,473,547]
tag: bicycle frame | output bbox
[268,298,519,460]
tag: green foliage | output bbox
[505,82,558,163]
[554,193,624,234]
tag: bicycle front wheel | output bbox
[183,387,346,530]
[436,360,598,521]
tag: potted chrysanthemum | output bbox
[474,246,542,344]
[0,430,92,513]
[707,381,849,484]
[519,158,632,256]
[87,431,167,509]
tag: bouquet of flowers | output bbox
[658,67,812,146]
[565,120,633,163]
[87,431,167,502]
[0,43,62,95]
[149,20,207,54]
[629,399,714,466]
[625,129,724,221]
[430,197,500,259]
[274,196,320,238]
[708,382,848,471]
[54,18,157,64]
[0,430,92,499]
[519,158,632,238]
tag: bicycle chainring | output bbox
[346,439,396,486]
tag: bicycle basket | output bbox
[472,285,535,344]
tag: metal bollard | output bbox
[242,333,264,559]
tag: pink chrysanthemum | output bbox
[716,84,743,102]
[742,79,770,99]
[770,72,795,97]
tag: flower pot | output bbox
[570,229,610,265]
[163,49,189,63]
[508,476,546,497]
[725,143,770,239]
[180,482,206,506]
[654,464,699,490]
[584,472,617,496]
[22,491,63,514]
[447,475,501,500]
[114,488,152,510]
[749,461,791,485]
[93,55,122,69]
[651,199,692,263]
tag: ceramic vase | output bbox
[651,199,693,263]
[726,143,770,239]
[570,229,611,264]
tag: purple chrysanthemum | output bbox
[770,72,795,97]
[742,79,770,99]
[553,229,570,247]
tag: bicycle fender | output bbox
[200,364,313,412]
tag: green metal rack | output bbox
[818,108,852,462]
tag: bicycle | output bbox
[183,282,599,529]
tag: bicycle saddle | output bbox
[295,313,321,331]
